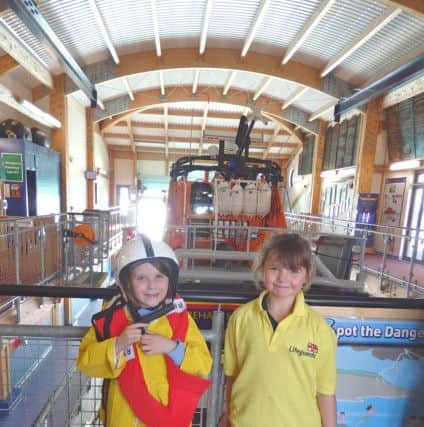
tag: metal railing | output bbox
[0,310,224,427]
[285,212,424,298]
[165,216,424,298]
[0,208,137,323]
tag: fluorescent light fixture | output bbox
[19,99,61,128]
[389,159,420,171]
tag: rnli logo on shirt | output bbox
[289,342,319,358]
[124,345,136,361]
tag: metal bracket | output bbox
[334,53,424,122]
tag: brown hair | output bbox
[252,233,314,292]
[120,259,173,307]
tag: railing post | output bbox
[357,229,367,282]
[379,234,389,291]
[207,310,225,427]
[406,233,418,298]
[14,227,20,285]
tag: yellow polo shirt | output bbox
[224,291,337,427]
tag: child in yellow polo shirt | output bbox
[220,233,337,427]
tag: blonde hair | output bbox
[253,233,314,292]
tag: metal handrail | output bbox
[0,311,225,427]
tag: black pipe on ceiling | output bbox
[334,53,424,122]
[5,0,99,108]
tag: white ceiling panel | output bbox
[168,115,203,126]
[135,128,165,137]
[132,114,164,124]
[339,12,424,83]
[296,0,386,66]
[137,142,164,148]
[168,129,202,139]
[262,79,301,102]
[252,0,320,55]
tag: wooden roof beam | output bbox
[308,100,338,121]
[159,70,165,96]
[123,77,134,101]
[380,0,424,17]
[282,86,309,110]
[0,54,19,75]
[114,120,290,136]
[192,69,200,94]
[104,132,296,148]
[253,76,273,101]
[88,0,119,64]
[98,86,320,134]
[109,144,289,161]
[198,102,209,154]
[263,125,281,159]
[200,0,213,55]
[150,0,162,56]
[127,119,135,153]
[241,0,270,57]
[223,70,237,95]
[164,104,169,158]
[0,19,53,88]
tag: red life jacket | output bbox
[93,301,212,427]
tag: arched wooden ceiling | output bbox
[0,0,422,165]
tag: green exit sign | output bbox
[1,153,23,182]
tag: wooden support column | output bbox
[86,108,94,209]
[355,99,382,195]
[133,155,138,192]
[310,120,327,215]
[50,75,69,212]
[108,149,115,206]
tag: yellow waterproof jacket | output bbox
[76,306,212,427]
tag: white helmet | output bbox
[115,234,179,301]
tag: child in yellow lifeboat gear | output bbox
[77,235,212,427]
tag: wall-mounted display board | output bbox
[381,177,406,228]
[298,134,314,175]
[385,92,424,161]
[356,193,379,250]
[323,115,361,171]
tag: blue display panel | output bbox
[329,316,424,426]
